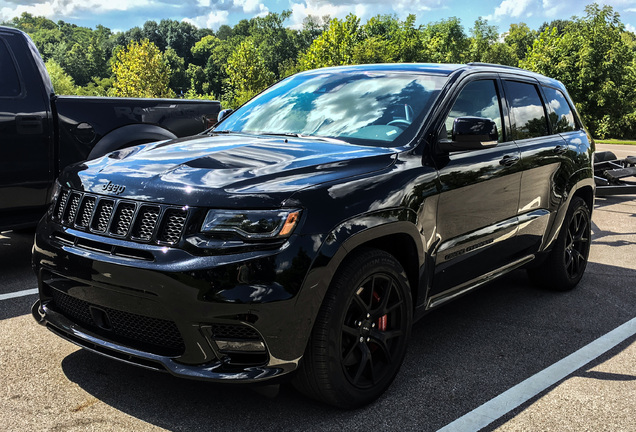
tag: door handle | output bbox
[16,115,43,135]
[553,144,568,154]
[499,154,520,166]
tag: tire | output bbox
[293,248,413,408]
[527,197,591,291]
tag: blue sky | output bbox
[2,0,636,34]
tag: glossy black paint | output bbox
[32,63,595,384]
[0,26,220,231]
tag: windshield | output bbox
[216,70,447,147]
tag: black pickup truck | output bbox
[0,26,221,230]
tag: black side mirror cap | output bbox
[439,116,499,152]
[217,108,234,123]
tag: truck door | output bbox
[0,31,54,229]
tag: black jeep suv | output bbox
[32,63,594,408]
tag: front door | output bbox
[430,76,522,299]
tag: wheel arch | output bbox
[87,123,177,160]
[312,216,426,313]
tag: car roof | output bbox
[295,62,565,89]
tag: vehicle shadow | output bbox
[60,261,636,431]
[591,195,636,248]
[0,230,38,320]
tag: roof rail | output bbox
[466,62,528,72]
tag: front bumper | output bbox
[32,219,323,383]
[32,299,291,381]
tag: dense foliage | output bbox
[3,2,636,138]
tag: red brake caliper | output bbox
[373,292,388,331]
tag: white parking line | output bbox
[0,288,38,301]
[437,317,636,432]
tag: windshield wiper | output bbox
[260,132,304,138]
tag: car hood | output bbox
[63,134,398,208]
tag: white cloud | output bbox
[0,0,150,22]
[184,10,230,29]
[484,0,536,22]
[233,0,268,14]
[288,0,440,29]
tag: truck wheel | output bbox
[293,249,412,408]
[528,197,591,291]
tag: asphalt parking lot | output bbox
[0,144,634,432]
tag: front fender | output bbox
[289,209,425,358]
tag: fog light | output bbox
[215,339,266,352]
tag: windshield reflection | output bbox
[217,71,446,147]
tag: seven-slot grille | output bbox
[53,188,188,245]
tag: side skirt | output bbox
[424,254,535,310]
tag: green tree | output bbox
[420,17,469,63]
[466,18,517,65]
[299,14,361,70]
[225,39,275,107]
[45,59,76,95]
[164,48,188,95]
[111,39,174,98]
[522,4,636,138]
[504,23,537,62]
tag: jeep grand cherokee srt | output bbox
[32,63,594,408]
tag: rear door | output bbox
[0,30,54,228]
[501,77,576,256]
[430,75,523,299]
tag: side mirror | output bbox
[217,108,234,123]
[439,116,499,152]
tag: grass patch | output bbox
[595,139,636,145]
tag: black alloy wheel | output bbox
[563,203,591,280]
[528,196,591,290]
[293,248,413,408]
[340,272,409,389]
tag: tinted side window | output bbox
[0,39,21,97]
[543,87,577,133]
[445,79,503,142]
[504,81,548,140]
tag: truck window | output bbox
[0,39,21,97]
[504,81,549,140]
[543,87,577,133]
[444,80,503,142]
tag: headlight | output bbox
[201,209,301,239]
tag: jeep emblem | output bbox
[102,181,126,195]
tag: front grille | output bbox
[211,324,261,340]
[132,206,160,240]
[92,200,115,233]
[77,196,96,228]
[63,193,81,225]
[110,203,135,236]
[49,289,185,356]
[53,188,189,245]
[56,190,70,220]
[158,209,187,244]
